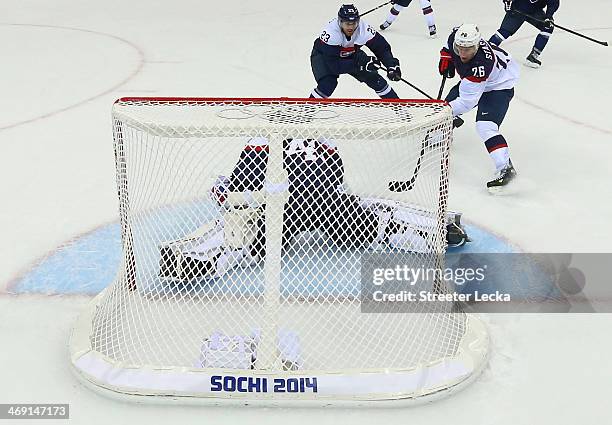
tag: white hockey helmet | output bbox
[454,24,481,50]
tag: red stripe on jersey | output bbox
[340,47,355,57]
[466,75,487,83]
[486,143,508,153]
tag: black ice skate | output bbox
[380,21,392,31]
[487,161,517,193]
[429,25,437,38]
[525,49,542,68]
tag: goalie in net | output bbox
[158,136,469,281]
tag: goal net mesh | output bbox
[71,98,487,401]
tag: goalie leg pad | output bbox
[158,206,264,281]
[224,206,264,250]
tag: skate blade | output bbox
[487,186,508,195]
[487,181,519,196]
[524,60,541,69]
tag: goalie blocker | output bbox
[159,137,469,281]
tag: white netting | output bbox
[70,98,488,402]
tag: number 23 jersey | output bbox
[318,19,377,58]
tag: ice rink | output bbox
[1,0,611,423]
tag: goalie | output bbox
[159,137,469,281]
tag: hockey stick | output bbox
[377,64,464,127]
[387,74,448,193]
[388,136,428,192]
[512,9,609,46]
[378,64,464,127]
[437,75,447,100]
[359,1,392,18]
[377,64,436,100]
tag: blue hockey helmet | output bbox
[338,4,359,23]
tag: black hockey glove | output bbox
[386,65,402,81]
[503,0,513,12]
[543,17,554,31]
[355,51,380,73]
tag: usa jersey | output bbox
[511,0,560,17]
[446,29,520,116]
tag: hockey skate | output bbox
[486,161,517,194]
[379,21,392,31]
[428,25,437,38]
[525,49,542,68]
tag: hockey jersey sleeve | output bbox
[365,32,399,68]
[544,0,560,17]
[449,79,488,116]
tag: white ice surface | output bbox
[1,0,611,423]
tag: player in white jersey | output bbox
[379,0,437,38]
[310,4,402,99]
[438,24,521,192]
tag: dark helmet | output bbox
[338,4,359,23]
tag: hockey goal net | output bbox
[70,97,488,403]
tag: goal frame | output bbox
[70,97,489,405]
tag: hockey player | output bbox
[159,136,469,281]
[489,0,560,68]
[310,4,402,99]
[438,24,520,192]
[379,0,437,38]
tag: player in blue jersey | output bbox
[309,4,402,99]
[489,0,560,68]
[439,24,521,192]
[379,0,437,37]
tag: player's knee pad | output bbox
[489,32,505,45]
[476,121,500,142]
[497,27,513,39]
[539,28,553,38]
[362,75,389,94]
[391,5,403,15]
